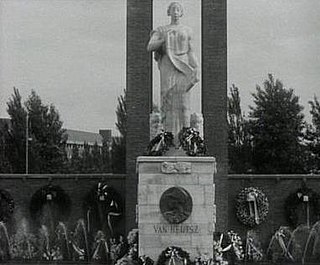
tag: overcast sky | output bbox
[1,0,320,134]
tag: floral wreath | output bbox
[284,186,320,227]
[0,189,14,222]
[146,131,174,156]
[178,127,206,156]
[83,182,123,235]
[30,184,71,221]
[236,187,269,227]
[157,246,191,265]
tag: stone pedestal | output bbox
[137,156,216,261]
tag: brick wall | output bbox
[202,0,228,231]
[227,174,320,249]
[126,0,153,233]
[0,174,126,235]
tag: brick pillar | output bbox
[202,0,228,231]
[126,0,153,232]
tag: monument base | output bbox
[137,156,216,261]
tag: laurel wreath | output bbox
[236,187,269,227]
[284,186,320,227]
[0,189,14,222]
[157,246,191,265]
[178,127,206,156]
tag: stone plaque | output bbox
[161,162,191,174]
[159,187,192,224]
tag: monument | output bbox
[137,2,216,260]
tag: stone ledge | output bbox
[137,156,216,163]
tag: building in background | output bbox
[65,129,112,159]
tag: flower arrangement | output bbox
[157,246,191,265]
[212,231,244,265]
[284,186,320,227]
[146,130,174,156]
[236,187,269,227]
[178,127,206,156]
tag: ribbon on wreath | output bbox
[246,191,260,225]
[274,228,294,261]
[246,236,263,261]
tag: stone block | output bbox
[192,163,216,174]
[138,162,161,174]
[139,173,198,185]
[198,173,214,185]
[204,185,214,204]
[189,205,215,223]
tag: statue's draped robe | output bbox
[152,25,197,140]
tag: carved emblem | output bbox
[161,162,191,174]
[159,187,193,224]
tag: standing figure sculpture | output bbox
[147,2,199,143]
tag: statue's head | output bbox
[167,2,183,18]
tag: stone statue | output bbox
[147,2,199,142]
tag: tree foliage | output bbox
[249,74,305,173]
[5,88,28,173]
[115,89,127,139]
[3,88,67,173]
[112,89,127,173]
[305,96,320,173]
[25,90,67,173]
[227,85,253,173]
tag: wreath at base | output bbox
[236,187,269,227]
[30,184,71,221]
[157,247,191,265]
[0,189,14,222]
[285,186,320,227]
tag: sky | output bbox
[1,0,320,134]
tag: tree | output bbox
[305,96,320,172]
[101,139,111,173]
[112,89,127,173]
[227,84,253,173]
[4,88,67,173]
[25,90,67,173]
[80,143,93,173]
[0,122,12,173]
[249,74,305,173]
[5,88,28,173]
[69,144,81,173]
[115,89,127,139]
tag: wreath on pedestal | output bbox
[157,247,191,265]
[146,131,174,156]
[284,186,320,227]
[178,127,206,156]
[236,187,269,227]
[0,189,14,222]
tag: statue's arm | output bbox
[147,30,164,52]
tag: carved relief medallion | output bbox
[159,187,193,224]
